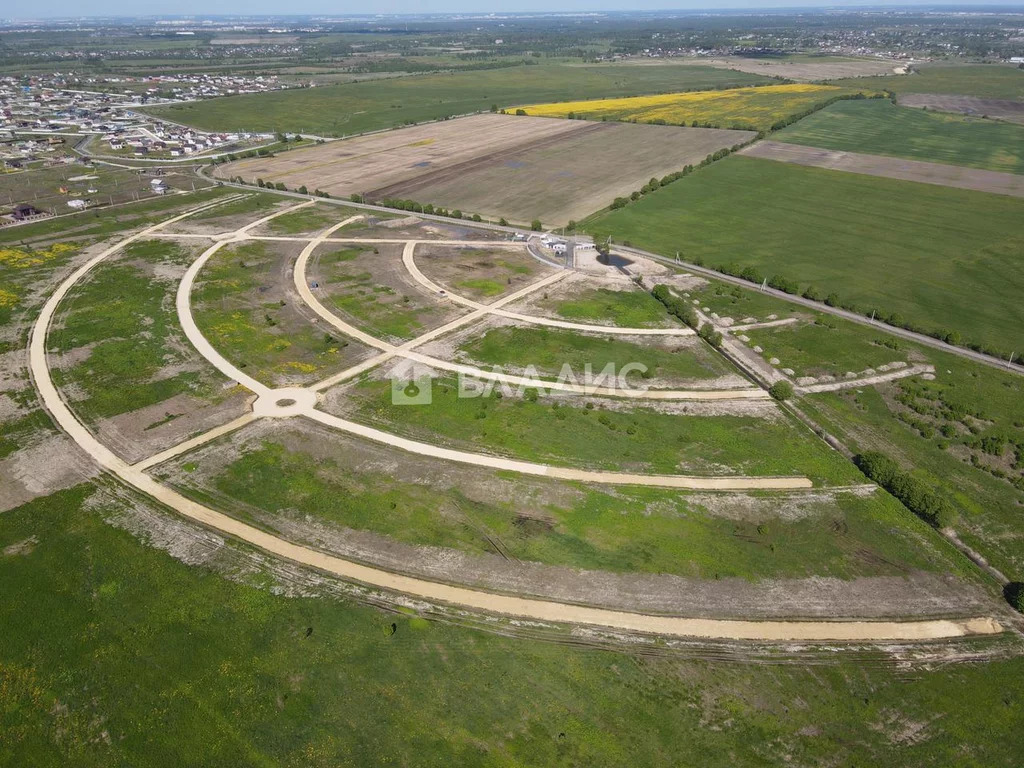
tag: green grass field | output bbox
[348,374,859,484]
[586,155,1024,355]
[459,326,737,384]
[192,241,357,386]
[775,98,1024,174]
[2,486,1022,766]
[261,204,341,234]
[317,246,443,341]
[48,240,225,422]
[742,318,912,380]
[545,286,678,327]
[677,273,1024,579]
[145,62,773,136]
[833,63,1024,101]
[174,434,962,582]
[801,345,1024,578]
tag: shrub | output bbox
[697,323,723,349]
[768,380,794,401]
[651,284,698,328]
[854,451,956,529]
[1004,582,1024,612]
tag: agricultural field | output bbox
[897,93,1024,125]
[682,55,907,82]
[515,84,874,131]
[833,63,1024,101]
[145,61,773,136]
[742,141,1024,199]
[217,114,754,225]
[774,98,1024,174]
[586,155,1024,357]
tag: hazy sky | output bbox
[8,1,1024,20]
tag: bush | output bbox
[854,451,956,529]
[530,219,542,231]
[651,284,698,328]
[768,380,794,401]
[1005,582,1024,612]
[697,323,723,348]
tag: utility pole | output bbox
[760,277,767,292]
[1008,352,1017,369]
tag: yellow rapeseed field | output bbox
[516,84,865,131]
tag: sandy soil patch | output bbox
[93,390,254,465]
[0,435,99,512]
[742,141,1024,198]
[898,93,1024,125]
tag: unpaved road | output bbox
[28,201,1006,642]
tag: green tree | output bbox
[530,219,542,231]
[768,380,794,401]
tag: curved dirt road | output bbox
[27,202,1003,643]
[295,239,766,401]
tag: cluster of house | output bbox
[0,134,73,171]
[128,73,293,100]
[0,79,267,159]
[105,127,249,158]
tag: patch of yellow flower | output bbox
[0,288,18,308]
[0,242,76,270]
[517,84,860,131]
[280,360,318,373]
